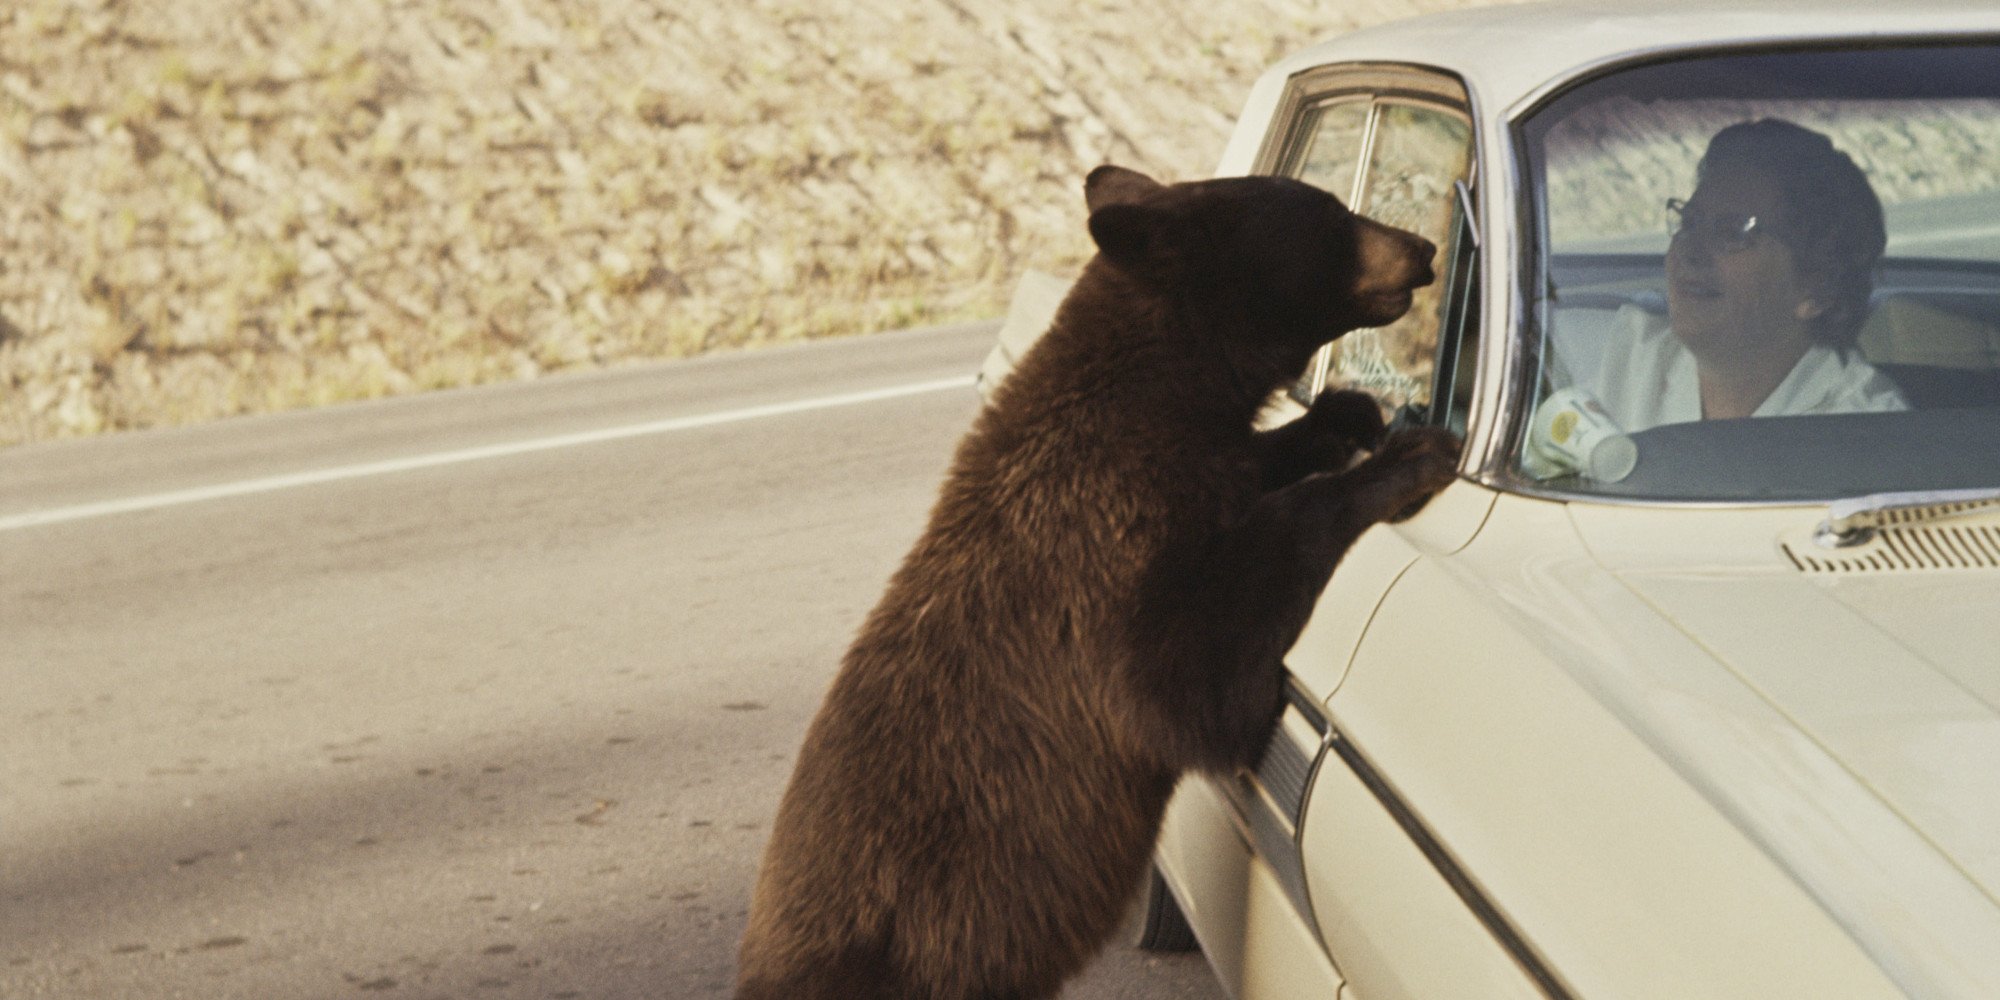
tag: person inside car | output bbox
[1567,118,1909,431]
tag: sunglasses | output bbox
[1665,197,1775,253]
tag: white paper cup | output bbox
[1526,387,1638,482]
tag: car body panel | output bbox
[1821,574,2000,713]
[1302,754,1545,1000]
[1611,561,2000,896]
[1286,478,1495,697]
[1155,778,1345,998]
[1322,494,1914,999]
[1564,503,2000,991]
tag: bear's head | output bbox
[1083,165,1436,359]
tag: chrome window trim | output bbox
[1253,64,1473,181]
[1454,67,1519,487]
[1465,98,1541,491]
[1501,34,2000,132]
[1324,725,1578,1000]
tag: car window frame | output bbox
[1252,65,1481,426]
[1500,40,2000,505]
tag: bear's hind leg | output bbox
[734,941,908,1000]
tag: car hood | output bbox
[1565,503,2000,992]
[1612,566,2000,890]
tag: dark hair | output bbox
[1696,118,1886,349]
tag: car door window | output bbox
[1286,98,1371,206]
[1284,94,1475,422]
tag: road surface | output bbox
[0,322,1227,1000]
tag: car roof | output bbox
[1265,0,2000,117]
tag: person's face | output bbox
[1665,162,1823,367]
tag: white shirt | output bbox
[1566,305,1908,432]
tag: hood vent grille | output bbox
[1785,525,2000,574]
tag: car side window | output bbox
[1288,98,1371,207]
[1280,88,1475,423]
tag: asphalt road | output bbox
[0,322,1227,1000]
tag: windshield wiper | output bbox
[1814,487,2000,548]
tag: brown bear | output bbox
[733,165,1459,1000]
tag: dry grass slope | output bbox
[0,0,1486,445]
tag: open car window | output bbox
[1516,44,2000,501]
[1277,80,1475,423]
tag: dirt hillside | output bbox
[0,0,1497,445]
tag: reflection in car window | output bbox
[1519,45,2000,500]
[1287,97,1473,417]
[1340,103,1473,415]
[1288,99,1369,205]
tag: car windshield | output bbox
[1514,43,2000,502]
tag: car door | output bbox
[1273,73,1874,1000]
[1264,68,1496,698]
[1262,71,1556,1000]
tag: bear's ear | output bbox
[1088,202,1177,275]
[1084,165,1161,213]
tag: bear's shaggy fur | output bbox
[734,165,1460,1000]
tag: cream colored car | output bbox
[985,2,2000,997]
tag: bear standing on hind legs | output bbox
[734,165,1460,1000]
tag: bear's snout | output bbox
[1350,217,1436,323]
[1357,218,1435,288]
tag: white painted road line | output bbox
[0,374,977,533]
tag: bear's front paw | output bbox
[1371,426,1461,520]
[1304,389,1387,449]
[1275,390,1386,480]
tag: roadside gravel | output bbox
[0,0,1489,444]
